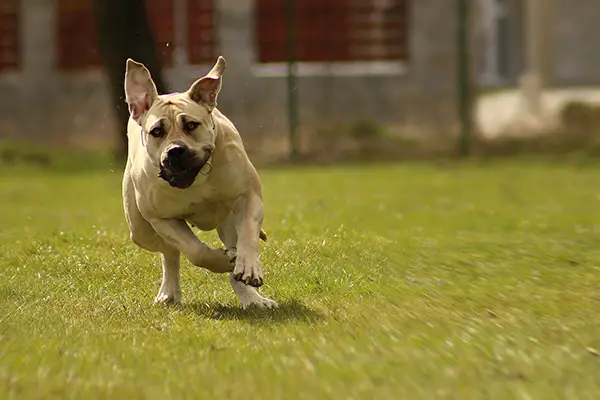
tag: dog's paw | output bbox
[233,254,264,287]
[154,290,181,305]
[224,247,237,265]
[203,247,237,273]
[240,294,278,310]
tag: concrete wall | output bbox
[216,0,462,138]
[476,0,600,88]
[553,0,600,85]
[1,0,463,149]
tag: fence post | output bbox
[457,0,471,157]
[285,0,299,160]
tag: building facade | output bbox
[0,0,467,149]
[477,0,600,88]
[2,0,598,150]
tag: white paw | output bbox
[154,289,181,305]
[233,254,264,287]
[240,294,278,310]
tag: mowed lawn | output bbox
[1,159,600,399]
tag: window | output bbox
[255,0,408,75]
[146,0,176,67]
[187,0,217,64]
[480,0,513,85]
[57,0,208,71]
[0,0,20,71]
[57,0,100,70]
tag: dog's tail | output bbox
[259,229,268,242]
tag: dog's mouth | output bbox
[158,164,203,189]
[158,151,211,189]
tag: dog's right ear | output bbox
[187,56,226,111]
[124,59,159,122]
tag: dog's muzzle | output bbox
[158,145,212,189]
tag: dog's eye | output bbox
[149,127,165,138]
[185,121,200,132]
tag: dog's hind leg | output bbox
[217,213,277,309]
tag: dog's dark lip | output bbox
[158,150,212,189]
[159,164,202,189]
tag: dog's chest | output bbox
[143,181,230,230]
[184,200,229,231]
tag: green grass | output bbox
[2,159,600,399]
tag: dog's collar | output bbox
[199,157,213,175]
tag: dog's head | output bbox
[124,56,226,189]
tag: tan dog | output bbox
[121,56,277,309]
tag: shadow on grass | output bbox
[183,299,324,324]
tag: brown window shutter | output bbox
[146,0,175,67]
[187,0,216,65]
[256,0,408,63]
[0,0,19,71]
[57,0,100,71]
[57,0,175,71]
[346,0,409,61]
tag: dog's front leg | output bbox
[155,249,182,304]
[232,193,266,287]
[149,218,235,273]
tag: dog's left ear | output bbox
[124,59,159,122]
[188,56,226,111]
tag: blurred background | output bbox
[0,0,599,165]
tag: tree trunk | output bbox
[93,0,168,160]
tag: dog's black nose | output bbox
[167,146,187,158]
[165,146,191,170]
